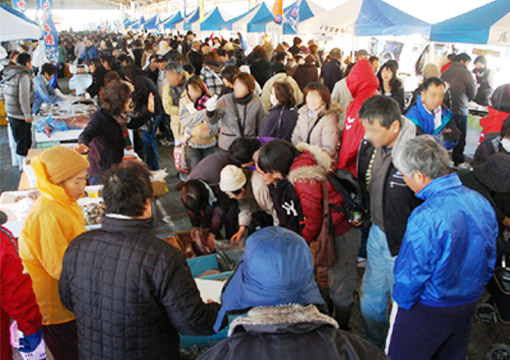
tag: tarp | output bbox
[0,4,41,41]
[227,2,274,33]
[430,0,510,45]
[162,11,184,30]
[301,0,430,37]
[131,16,145,30]
[143,13,161,30]
[247,2,275,33]
[355,0,430,37]
[196,7,228,32]
[282,0,325,35]
[184,9,201,31]
[225,4,262,31]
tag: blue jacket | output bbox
[80,46,98,64]
[406,95,456,149]
[393,174,497,310]
[33,73,59,115]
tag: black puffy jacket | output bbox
[59,216,221,360]
[197,304,389,360]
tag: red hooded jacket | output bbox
[337,59,379,175]
[1,226,42,360]
[289,143,351,243]
[478,106,509,144]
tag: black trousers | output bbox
[9,117,32,156]
[452,114,468,165]
[42,320,79,360]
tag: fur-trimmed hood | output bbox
[298,103,345,119]
[229,304,338,336]
[288,142,335,185]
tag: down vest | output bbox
[288,143,351,242]
[59,216,221,360]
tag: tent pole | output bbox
[429,41,435,64]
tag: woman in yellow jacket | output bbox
[19,146,89,360]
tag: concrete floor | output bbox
[1,87,508,358]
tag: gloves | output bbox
[205,95,218,112]
[19,329,42,353]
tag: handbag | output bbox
[173,143,188,174]
[309,180,336,267]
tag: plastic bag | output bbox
[10,321,47,360]
[34,116,68,137]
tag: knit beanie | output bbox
[38,146,90,184]
[219,165,247,193]
[423,63,440,80]
[473,153,510,193]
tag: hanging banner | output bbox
[272,0,283,25]
[183,0,187,18]
[199,0,205,23]
[39,0,59,63]
[12,0,27,13]
[285,0,301,32]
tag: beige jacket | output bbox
[261,73,304,112]
[162,71,191,140]
[330,78,352,130]
[291,104,342,156]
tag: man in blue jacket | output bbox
[387,135,498,360]
[405,77,460,150]
[33,63,61,115]
[80,38,98,65]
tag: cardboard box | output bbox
[152,179,168,197]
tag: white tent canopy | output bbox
[0,4,41,42]
[298,0,362,37]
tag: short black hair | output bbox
[122,64,141,81]
[274,51,287,62]
[421,77,445,91]
[178,180,209,216]
[103,161,153,217]
[454,53,471,63]
[183,63,195,75]
[16,53,31,66]
[228,137,261,166]
[359,95,402,129]
[216,48,227,57]
[474,55,487,65]
[41,63,57,76]
[221,65,240,84]
[258,140,299,177]
[117,54,133,64]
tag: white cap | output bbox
[219,165,247,193]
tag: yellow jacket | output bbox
[162,71,190,140]
[19,156,86,325]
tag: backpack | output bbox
[326,169,369,229]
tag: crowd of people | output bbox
[1,29,509,360]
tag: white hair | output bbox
[393,135,449,179]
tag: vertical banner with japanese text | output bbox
[38,0,59,63]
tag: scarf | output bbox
[113,112,133,150]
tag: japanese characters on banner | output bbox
[37,0,59,63]
[11,0,27,13]
[285,0,302,32]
